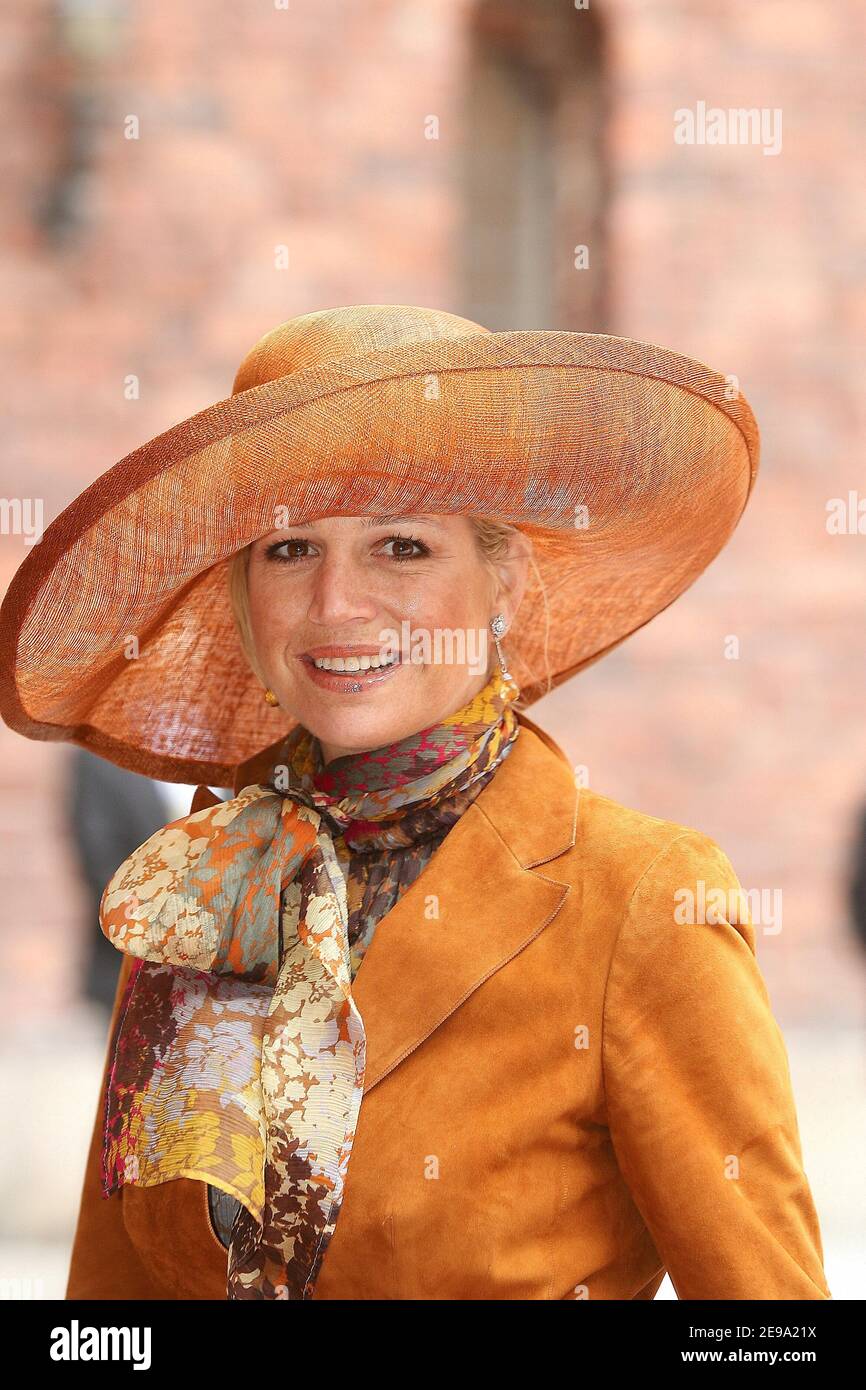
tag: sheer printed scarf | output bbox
[99,667,520,1299]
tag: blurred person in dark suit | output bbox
[849,803,866,954]
[63,746,228,1015]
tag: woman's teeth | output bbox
[311,653,399,671]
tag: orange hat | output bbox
[0,303,759,784]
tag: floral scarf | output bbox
[99,667,520,1299]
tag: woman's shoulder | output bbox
[572,782,743,916]
[577,781,724,854]
[583,778,739,872]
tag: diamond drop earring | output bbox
[490,613,512,680]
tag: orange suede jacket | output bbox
[65,712,831,1300]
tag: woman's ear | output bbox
[489,531,533,626]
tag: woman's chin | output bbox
[300,689,435,761]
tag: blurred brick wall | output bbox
[1,0,864,1036]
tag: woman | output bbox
[0,304,831,1300]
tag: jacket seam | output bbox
[471,799,526,869]
[599,829,697,1114]
[473,792,577,871]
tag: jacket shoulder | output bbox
[578,789,717,839]
[572,784,739,903]
[577,784,713,847]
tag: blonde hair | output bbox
[227,515,550,701]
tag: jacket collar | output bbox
[232,710,579,1093]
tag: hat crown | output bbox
[231,303,491,395]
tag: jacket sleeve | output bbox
[66,915,170,1298]
[602,829,831,1301]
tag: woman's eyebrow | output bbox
[285,513,446,530]
[361,513,444,528]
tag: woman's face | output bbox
[245,513,528,763]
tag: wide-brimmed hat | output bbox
[0,303,759,785]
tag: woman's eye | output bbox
[380,534,429,562]
[265,539,310,563]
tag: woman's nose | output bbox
[305,556,378,627]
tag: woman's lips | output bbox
[298,652,404,693]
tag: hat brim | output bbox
[0,329,758,783]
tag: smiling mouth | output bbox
[302,652,401,673]
[297,646,406,690]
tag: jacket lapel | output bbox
[232,711,579,1095]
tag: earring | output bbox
[490,613,512,680]
[263,688,279,706]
